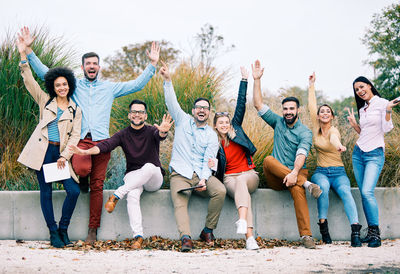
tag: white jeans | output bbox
[114,163,163,237]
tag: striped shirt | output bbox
[48,108,64,142]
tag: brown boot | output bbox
[105,195,119,213]
[131,236,144,249]
[85,228,97,244]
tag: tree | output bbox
[363,3,400,100]
[194,23,235,70]
[101,40,180,81]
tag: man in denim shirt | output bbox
[19,27,160,243]
[252,60,317,249]
[159,62,226,252]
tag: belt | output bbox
[48,141,60,146]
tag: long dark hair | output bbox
[352,76,380,115]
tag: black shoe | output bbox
[351,224,362,247]
[58,228,72,246]
[181,237,193,252]
[361,226,373,243]
[368,225,381,248]
[318,220,332,244]
[79,176,89,193]
[50,230,65,248]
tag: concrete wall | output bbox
[1,188,400,241]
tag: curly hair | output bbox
[44,67,76,99]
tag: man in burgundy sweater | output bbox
[69,99,173,249]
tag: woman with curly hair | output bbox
[347,76,399,247]
[16,35,82,248]
[209,67,259,250]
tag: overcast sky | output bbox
[1,0,397,100]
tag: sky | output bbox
[1,0,397,101]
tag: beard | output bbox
[84,70,98,81]
[284,113,298,125]
[131,120,145,127]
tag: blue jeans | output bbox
[352,145,384,226]
[311,166,359,224]
[36,144,80,231]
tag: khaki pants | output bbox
[263,156,312,236]
[170,172,226,238]
[223,169,259,227]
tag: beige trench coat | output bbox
[17,63,82,183]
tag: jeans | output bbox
[36,144,80,232]
[311,166,358,225]
[114,163,163,237]
[352,145,384,226]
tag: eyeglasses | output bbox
[194,105,210,111]
[130,110,146,115]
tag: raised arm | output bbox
[68,143,100,156]
[231,67,248,126]
[346,108,361,134]
[160,61,186,124]
[329,127,346,153]
[252,60,264,111]
[307,72,319,130]
[154,113,174,138]
[20,26,49,80]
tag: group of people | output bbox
[16,27,399,251]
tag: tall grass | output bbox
[0,27,76,190]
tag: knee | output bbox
[142,163,158,173]
[360,188,374,199]
[263,156,275,169]
[73,163,91,177]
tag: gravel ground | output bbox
[1,239,400,273]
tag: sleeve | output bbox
[258,105,280,129]
[26,51,49,81]
[328,127,342,150]
[296,128,313,157]
[20,62,49,106]
[382,101,394,133]
[112,64,156,98]
[200,131,219,180]
[231,80,247,126]
[60,107,82,160]
[96,131,123,153]
[163,81,187,125]
[308,84,319,130]
[152,126,167,141]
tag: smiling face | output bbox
[282,101,299,126]
[214,116,231,136]
[53,76,69,99]
[317,105,334,124]
[82,56,100,81]
[128,103,147,128]
[192,100,210,125]
[354,81,373,102]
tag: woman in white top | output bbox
[347,76,399,248]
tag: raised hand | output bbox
[309,72,316,86]
[345,107,356,126]
[19,26,35,47]
[154,113,174,134]
[387,97,400,110]
[251,60,264,80]
[159,60,171,81]
[240,66,249,80]
[16,36,26,55]
[146,41,160,66]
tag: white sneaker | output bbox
[235,219,247,234]
[246,236,259,250]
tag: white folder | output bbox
[42,161,71,183]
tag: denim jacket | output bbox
[215,80,257,182]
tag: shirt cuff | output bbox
[296,148,308,157]
[257,104,270,116]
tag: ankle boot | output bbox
[58,228,72,246]
[361,226,373,243]
[318,220,332,244]
[50,230,65,248]
[368,225,381,248]
[350,224,362,247]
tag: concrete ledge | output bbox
[1,188,400,241]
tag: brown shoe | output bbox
[181,237,193,252]
[85,228,97,244]
[105,195,119,213]
[131,236,144,249]
[199,230,215,246]
[301,235,316,249]
[308,183,323,199]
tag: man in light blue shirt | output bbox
[19,27,160,243]
[159,62,226,252]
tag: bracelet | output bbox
[20,60,27,64]
[386,110,392,114]
[241,78,248,82]
[160,131,168,134]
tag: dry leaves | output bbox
[62,236,317,252]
